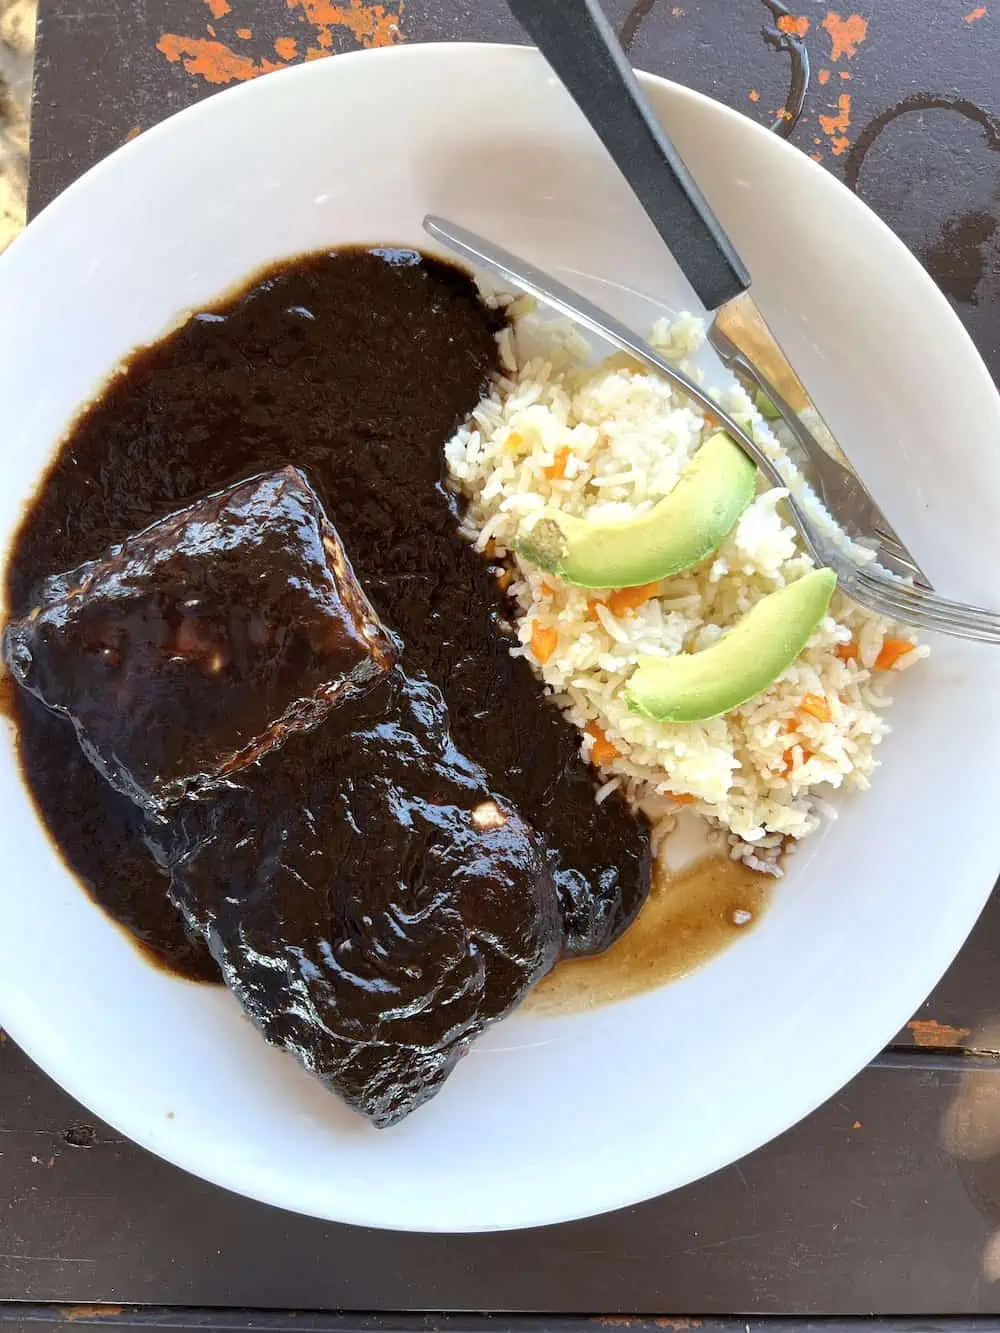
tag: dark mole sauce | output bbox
[4,247,651,983]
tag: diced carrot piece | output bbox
[875,637,913,671]
[540,580,558,597]
[669,791,698,805]
[530,622,558,664]
[799,693,832,723]
[592,738,619,766]
[781,745,813,776]
[586,722,619,766]
[835,640,856,662]
[607,581,661,618]
[587,598,604,620]
[704,413,719,428]
[543,446,571,481]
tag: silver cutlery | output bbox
[707,320,928,588]
[424,216,1000,645]
[507,0,931,589]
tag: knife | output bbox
[507,0,930,588]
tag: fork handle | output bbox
[508,0,750,310]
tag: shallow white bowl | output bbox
[1,43,998,1234]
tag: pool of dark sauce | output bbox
[4,245,770,1005]
[3,247,660,987]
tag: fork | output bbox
[424,216,1000,645]
[707,324,931,588]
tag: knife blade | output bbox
[709,292,929,586]
[507,0,930,587]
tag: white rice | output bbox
[444,300,927,867]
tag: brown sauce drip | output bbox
[529,854,772,1014]
[0,670,15,720]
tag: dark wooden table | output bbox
[3,0,999,1323]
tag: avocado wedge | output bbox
[625,568,837,723]
[517,431,756,589]
[754,388,781,421]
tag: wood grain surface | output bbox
[3,1028,1000,1314]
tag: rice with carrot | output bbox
[444,299,926,870]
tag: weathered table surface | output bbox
[3,0,999,1320]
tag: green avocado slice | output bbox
[516,431,756,590]
[625,568,837,723]
[754,388,781,421]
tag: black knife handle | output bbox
[509,0,750,311]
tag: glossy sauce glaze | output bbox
[3,247,652,983]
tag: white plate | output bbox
[1,43,998,1234]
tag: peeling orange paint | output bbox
[156,34,283,84]
[839,69,852,79]
[292,0,403,48]
[809,152,823,160]
[818,67,831,84]
[818,91,852,155]
[819,92,851,136]
[907,1018,972,1047]
[777,14,810,35]
[125,125,142,142]
[748,88,760,103]
[852,1120,862,1129]
[822,11,868,60]
[964,4,987,19]
[159,0,404,84]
